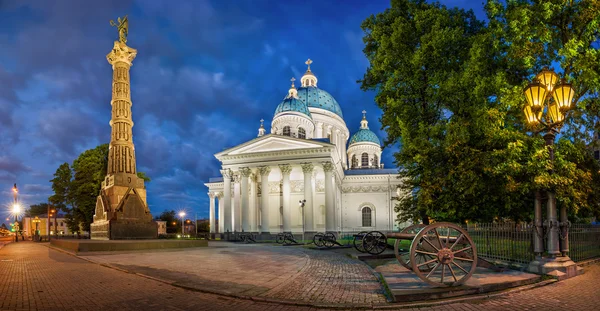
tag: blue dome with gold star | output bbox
[349,128,380,145]
[275,97,312,118]
[296,86,343,119]
[349,111,380,146]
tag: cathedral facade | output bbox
[204,60,403,236]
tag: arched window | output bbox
[362,207,372,227]
[351,155,358,168]
[373,154,379,168]
[283,126,291,136]
[361,153,369,167]
[298,127,306,139]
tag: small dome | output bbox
[275,97,312,118]
[297,87,344,118]
[349,128,380,146]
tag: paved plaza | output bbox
[0,241,599,310]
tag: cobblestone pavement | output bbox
[80,242,387,305]
[1,242,599,310]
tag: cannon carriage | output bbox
[353,222,478,287]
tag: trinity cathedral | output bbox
[205,60,403,236]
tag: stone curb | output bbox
[42,243,577,310]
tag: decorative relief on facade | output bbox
[290,180,304,193]
[216,192,223,199]
[316,180,325,192]
[258,166,271,176]
[300,162,314,173]
[341,185,391,193]
[233,173,241,184]
[268,182,281,194]
[240,167,252,177]
[322,161,334,172]
[279,164,292,175]
[221,169,234,179]
[257,184,261,195]
[208,192,215,199]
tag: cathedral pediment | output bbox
[216,134,332,157]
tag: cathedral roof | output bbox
[349,128,380,145]
[296,86,344,118]
[349,111,380,146]
[274,97,312,118]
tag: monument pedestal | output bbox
[528,256,580,280]
[91,175,157,240]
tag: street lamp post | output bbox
[523,68,578,276]
[32,216,41,241]
[12,184,19,243]
[299,200,306,242]
[179,212,186,237]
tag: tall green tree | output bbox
[70,144,109,232]
[360,0,600,224]
[49,163,72,212]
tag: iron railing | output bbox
[465,223,535,265]
[567,224,600,262]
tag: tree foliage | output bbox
[26,203,49,217]
[360,0,600,224]
[47,144,151,232]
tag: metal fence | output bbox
[465,223,535,265]
[464,223,600,264]
[568,224,600,262]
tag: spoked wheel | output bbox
[323,232,336,248]
[394,224,427,270]
[313,233,325,247]
[363,231,387,255]
[240,234,247,243]
[353,231,368,253]
[410,222,477,287]
[276,233,285,244]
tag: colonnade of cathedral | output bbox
[207,161,338,234]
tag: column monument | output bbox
[91,16,157,240]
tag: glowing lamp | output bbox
[535,68,560,92]
[553,81,575,113]
[523,80,547,111]
[523,105,540,125]
[12,204,20,215]
[548,103,564,124]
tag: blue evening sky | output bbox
[0,0,486,222]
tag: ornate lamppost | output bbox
[12,184,19,243]
[179,211,186,237]
[523,68,578,276]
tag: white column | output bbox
[301,163,314,232]
[316,122,323,138]
[250,172,258,232]
[217,192,224,233]
[233,173,241,232]
[240,167,251,232]
[220,169,232,232]
[279,164,292,232]
[323,161,335,232]
[258,166,271,233]
[208,192,216,233]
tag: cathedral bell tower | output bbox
[90,16,157,240]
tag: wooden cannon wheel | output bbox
[353,231,368,253]
[362,231,387,255]
[313,233,325,247]
[394,224,427,270]
[409,222,477,287]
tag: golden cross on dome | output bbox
[290,77,296,87]
[362,110,367,118]
[305,59,313,71]
[260,119,264,126]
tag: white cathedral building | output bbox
[205,60,403,236]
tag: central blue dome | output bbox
[296,86,343,118]
[349,129,381,146]
[275,97,312,118]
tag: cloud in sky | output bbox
[0,0,487,219]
